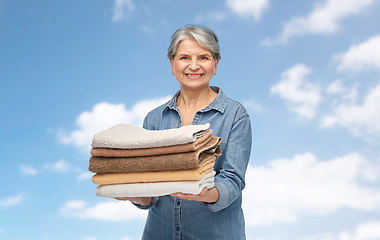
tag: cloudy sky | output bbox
[1,0,380,239]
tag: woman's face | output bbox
[170,38,218,91]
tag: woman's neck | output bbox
[177,86,217,110]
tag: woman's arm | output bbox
[208,113,252,212]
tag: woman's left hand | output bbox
[171,187,219,203]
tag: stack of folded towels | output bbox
[89,123,222,198]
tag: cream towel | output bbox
[91,123,210,149]
[92,157,215,185]
[90,129,212,157]
[95,171,215,198]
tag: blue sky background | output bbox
[1,0,380,239]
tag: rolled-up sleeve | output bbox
[207,113,252,212]
[133,196,159,210]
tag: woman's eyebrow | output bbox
[199,53,212,57]
[176,52,190,57]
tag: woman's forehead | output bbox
[176,39,212,55]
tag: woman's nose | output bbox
[188,60,200,70]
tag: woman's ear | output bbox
[169,58,175,75]
[214,59,219,75]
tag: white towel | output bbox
[95,171,215,197]
[91,123,210,149]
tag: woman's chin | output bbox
[179,82,210,91]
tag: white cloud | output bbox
[78,172,93,181]
[60,200,147,221]
[43,159,71,173]
[263,0,377,45]
[335,34,380,72]
[299,221,380,240]
[19,164,38,176]
[354,221,380,239]
[242,152,380,227]
[270,64,321,119]
[242,98,263,112]
[226,0,269,21]
[0,194,23,207]
[112,0,135,22]
[20,159,86,178]
[121,237,133,240]
[326,79,346,94]
[57,97,170,152]
[249,238,278,240]
[141,25,154,36]
[320,83,380,137]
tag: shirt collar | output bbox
[164,86,227,113]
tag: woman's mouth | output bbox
[185,74,203,78]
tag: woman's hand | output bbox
[113,197,152,206]
[171,187,219,203]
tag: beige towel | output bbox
[89,137,221,173]
[91,123,210,149]
[92,157,215,185]
[90,129,212,157]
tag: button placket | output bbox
[173,197,182,240]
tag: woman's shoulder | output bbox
[216,88,248,116]
[225,97,250,123]
[213,87,248,113]
[226,96,247,111]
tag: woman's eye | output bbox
[200,56,209,60]
[180,56,188,60]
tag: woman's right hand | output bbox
[113,197,152,206]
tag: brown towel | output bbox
[90,129,213,157]
[92,157,215,185]
[89,137,221,173]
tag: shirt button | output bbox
[176,226,180,231]
[176,200,181,206]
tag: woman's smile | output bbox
[185,73,203,79]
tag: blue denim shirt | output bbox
[137,86,252,240]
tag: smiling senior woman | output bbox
[117,25,252,240]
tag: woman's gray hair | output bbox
[167,25,221,61]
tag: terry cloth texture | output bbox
[89,137,221,173]
[91,123,210,149]
[92,157,215,185]
[90,129,213,157]
[96,171,216,197]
